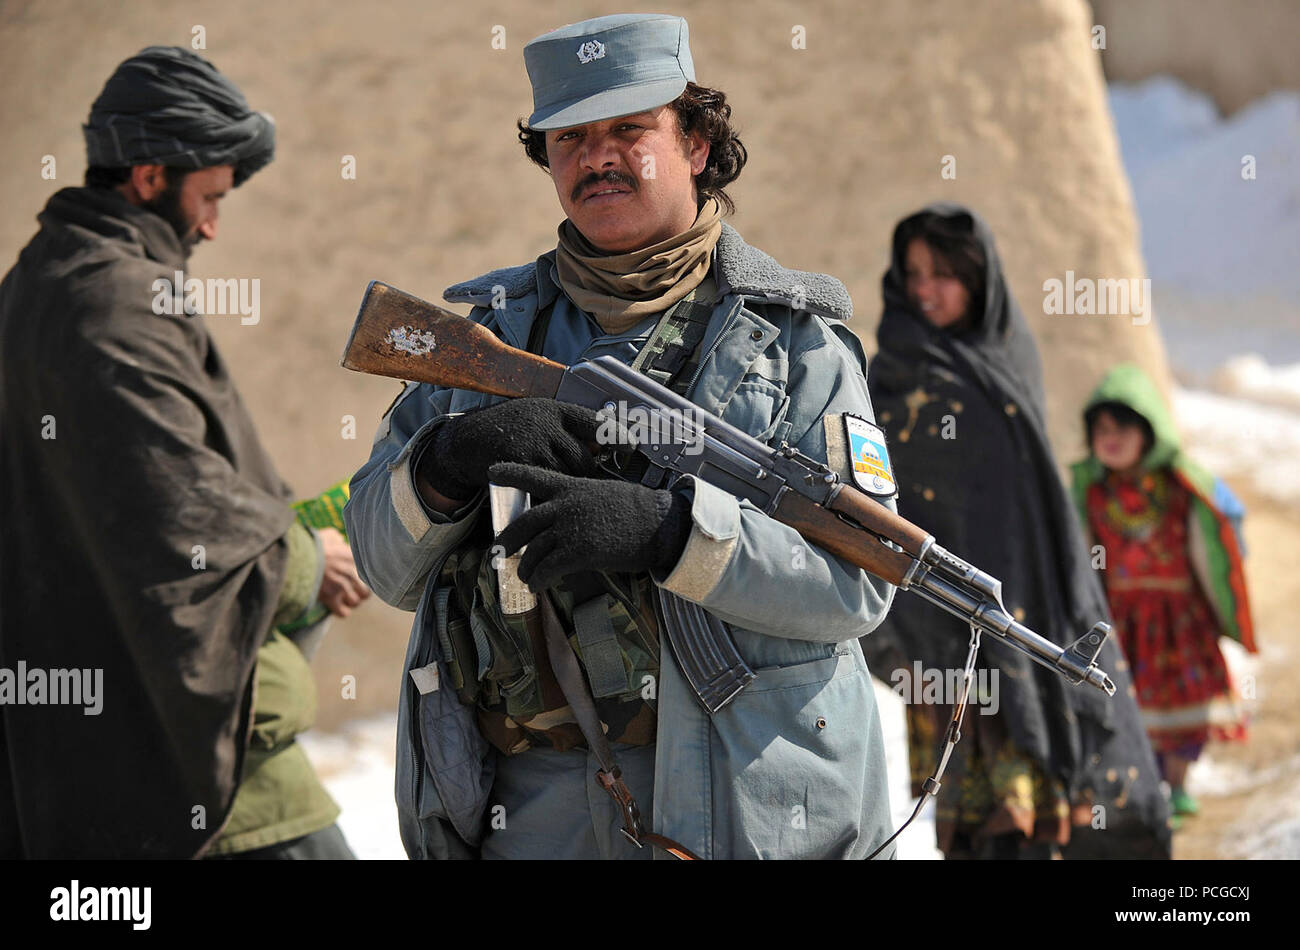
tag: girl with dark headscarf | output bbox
[863,203,1171,859]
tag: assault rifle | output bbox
[341,281,1117,710]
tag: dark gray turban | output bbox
[83,46,275,186]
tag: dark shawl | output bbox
[863,203,1170,858]
[0,187,293,857]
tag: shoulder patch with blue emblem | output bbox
[844,413,897,499]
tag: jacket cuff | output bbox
[391,416,482,540]
[656,475,740,603]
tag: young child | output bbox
[1071,364,1255,823]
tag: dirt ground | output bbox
[1169,484,1300,859]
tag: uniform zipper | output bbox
[683,297,745,397]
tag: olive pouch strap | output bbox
[629,282,715,388]
[434,587,455,670]
[467,603,495,683]
[572,596,627,699]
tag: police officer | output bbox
[346,13,898,859]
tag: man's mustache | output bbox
[571,170,638,202]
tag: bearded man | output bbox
[347,14,898,859]
[0,47,367,858]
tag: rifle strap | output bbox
[865,623,982,860]
[629,276,716,391]
[538,592,700,860]
[524,296,557,356]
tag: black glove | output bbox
[490,462,693,592]
[417,398,601,499]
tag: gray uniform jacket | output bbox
[345,223,898,859]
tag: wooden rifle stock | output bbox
[340,281,566,398]
[341,281,921,586]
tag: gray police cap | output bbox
[524,13,695,132]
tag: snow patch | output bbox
[1211,355,1300,413]
[873,676,943,859]
[1109,78,1300,374]
[1173,383,1300,506]
[299,715,405,860]
[1110,80,1300,304]
[1223,789,1300,859]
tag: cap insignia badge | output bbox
[576,40,606,64]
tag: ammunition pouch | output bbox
[435,527,661,725]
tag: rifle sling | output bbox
[538,593,700,860]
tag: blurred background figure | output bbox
[862,204,1170,859]
[1072,365,1255,825]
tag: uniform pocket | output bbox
[414,680,491,819]
[398,584,493,851]
[747,649,856,692]
[708,650,884,858]
[722,377,790,445]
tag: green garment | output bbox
[1069,363,1256,651]
[274,521,323,627]
[208,629,340,854]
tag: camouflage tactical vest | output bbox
[439,279,717,756]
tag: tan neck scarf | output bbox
[555,196,724,334]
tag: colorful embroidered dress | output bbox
[1086,470,1246,758]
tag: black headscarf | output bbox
[876,202,1048,435]
[865,203,1170,858]
[83,46,275,185]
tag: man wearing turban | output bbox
[0,47,367,858]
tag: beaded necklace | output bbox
[1102,469,1169,540]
